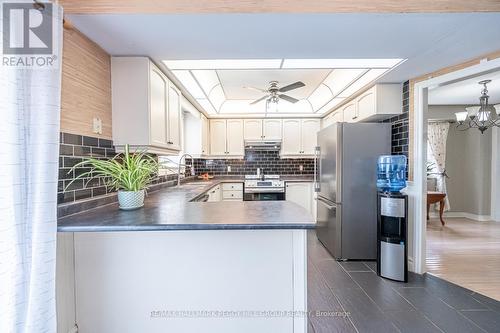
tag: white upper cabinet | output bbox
[226,119,244,156]
[111,57,182,154]
[210,119,227,156]
[149,68,168,147]
[210,119,244,157]
[167,83,181,150]
[322,84,402,125]
[201,114,209,155]
[342,102,357,123]
[322,110,343,129]
[263,119,282,140]
[244,119,282,141]
[356,84,402,122]
[282,119,302,155]
[301,119,321,155]
[243,119,263,140]
[282,119,320,156]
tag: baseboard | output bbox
[429,211,493,222]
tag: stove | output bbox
[244,175,285,201]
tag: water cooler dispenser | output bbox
[376,155,408,282]
[377,192,408,282]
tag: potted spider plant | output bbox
[65,145,159,210]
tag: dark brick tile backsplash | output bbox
[382,80,409,157]
[57,132,176,205]
[188,150,315,176]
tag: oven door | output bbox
[243,191,285,201]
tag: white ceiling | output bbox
[67,13,500,114]
[429,70,500,105]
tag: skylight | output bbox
[163,58,404,115]
[164,59,282,70]
[281,58,405,69]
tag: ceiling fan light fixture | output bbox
[267,99,279,113]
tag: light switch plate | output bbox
[93,117,102,134]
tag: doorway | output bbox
[412,59,500,301]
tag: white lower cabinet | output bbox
[222,183,243,201]
[285,182,314,216]
[207,185,221,202]
[207,183,243,202]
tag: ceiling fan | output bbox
[245,81,305,105]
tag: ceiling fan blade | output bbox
[250,95,269,105]
[279,94,299,103]
[244,86,268,93]
[279,81,305,92]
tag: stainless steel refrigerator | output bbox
[315,122,391,260]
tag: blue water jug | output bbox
[376,155,407,193]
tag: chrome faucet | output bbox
[177,153,194,186]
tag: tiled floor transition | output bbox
[307,230,500,333]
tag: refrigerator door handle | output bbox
[317,196,335,210]
[314,146,321,192]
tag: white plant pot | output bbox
[118,190,145,210]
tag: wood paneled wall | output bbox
[61,28,112,139]
[59,0,500,13]
[407,50,500,179]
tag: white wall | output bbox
[428,105,493,218]
[491,127,500,221]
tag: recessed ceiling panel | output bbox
[217,69,328,99]
[323,69,367,96]
[338,68,389,98]
[192,70,220,95]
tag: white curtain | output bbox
[0,4,63,333]
[427,122,450,210]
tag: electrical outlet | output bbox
[227,165,231,172]
[93,117,102,134]
[299,165,304,171]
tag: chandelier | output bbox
[455,80,500,134]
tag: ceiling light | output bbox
[323,69,367,95]
[171,70,205,99]
[192,70,220,96]
[318,98,345,114]
[338,69,389,97]
[163,59,282,70]
[308,84,333,111]
[208,85,226,111]
[282,59,404,69]
[196,98,217,114]
[455,80,499,133]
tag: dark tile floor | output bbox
[307,230,500,333]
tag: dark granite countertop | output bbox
[57,177,316,232]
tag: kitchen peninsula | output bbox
[57,179,315,333]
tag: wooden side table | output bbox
[427,192,446,225]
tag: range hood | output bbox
[244,140,281,151]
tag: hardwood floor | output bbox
[307,230,500,333]
[426,217,500,301]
